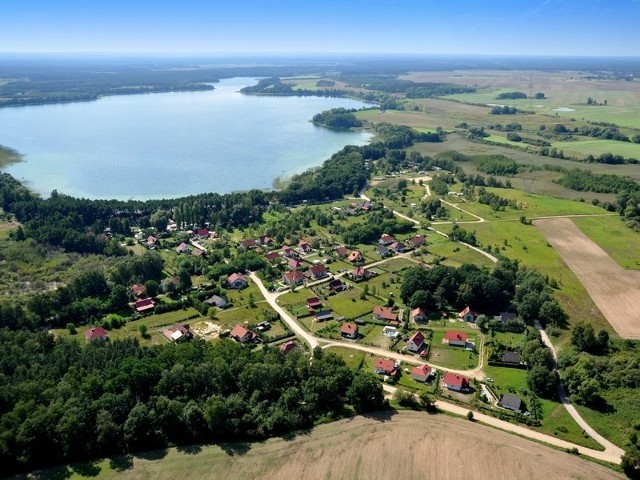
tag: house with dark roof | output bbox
[349,266,373,282]
[335,245,348,258]
[230,324,256,344]
[239,238,257,250]
[444,331,468,347]
[500,351,522,365]
[373,306,399,325]
[374,358,397,376]
[227,273,248,289]
[298,240,312,253]
[315,310,333,322]
[411,364,433,383]
[379,233,396,246]
[458,306,477,322]
[498,394,525,414]
[265,251,281,262]
[279,340,296,354]
[131,284,146,298]
[407,331,425,352]
[306,264,328,280]
[340,323,359,339]
[407,235,426,249]
[197,228,210,239]
[327,278,346,293]
[306,297,323,311]
[493,312,518,323]
[376,245,392,258]
[134,298,156,313]
[282,245,297,258]
[85,326,108,342]
[204,295,228,308]
[442,372,470,392]
[258,235,273,247]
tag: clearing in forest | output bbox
[535,217,640,339]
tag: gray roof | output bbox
[501,351,521,364]
[498,394,524,413]
[494,312,517,322]
[204,295,227,306]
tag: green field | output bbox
[573,215,640,270]
[552,139,640,159]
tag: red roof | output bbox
[147,235,158,244]
[135,298,155,312]
[240,238,257,248]
[131,284,146,297]
[347,251,362,262]
[265,251,280,261]
[411,307,426,319]
[197,228,209,238]
[443,372,469,388]
[335,246,348,257]
[444,331,468,343]
[85,326,108,341]
[408,331,425,348]
[308,264,327,277]
[408,235,426,247]
[284,270,305,284]
[340,323,358,336]
[228,273,247,285]
[352,266,368,277]
[373,306,398,322]
[411,364,432,378]
[176,242,190,253]
[380,233,395,244]
[288,258,304,269]
[458,306,472,318]
[279,340,296,354]
[298,240,310,249]
[374,358,396,374]
[230,324,253,341]
[307,297,322,308]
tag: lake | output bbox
[0,77,373,200]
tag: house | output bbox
[340,323,359,339]
[256,321,271,332]
[162,323,192,343]
[379,233,396,246]
[288,258,305,270]
[265,251,281,262]
[204,294,228,308]
[327,278,346,293]
[282,246,297,258]
[279,340,297,354]
[373,306,399,325]
[306,264,328,280]
[230,324,256,344]
[298,240,312,253]
[197,228,210,239]
[407,235,426,249]
[175,242,191,254]
[306,297,323,310]
[349,266,372,282]
[376,245,392,258]
[85,326,108,342]
[383,325,399,338]
[258,235,273,247]
[315,310,333,322]
[411,307,427,323]
[227,273,248,289]
[442,372,470,392]
[131,284,146,298]
[410,364,433,383]
[239,238,257,250]
[283,270,305,286]
[493,312,517,323]
[347,250,363,264]
[407,331,426,352]
[335,245,348,258]
[389,241,406,253]
[444,330,468,347]
[146,235,159,248]
[134,298,155,313]
[374,358,397,376]
[498,394,525,414]
[191,247,204,257]
[500,351,522,365]
[458,306,477,323]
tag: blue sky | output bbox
[1,0,638,55]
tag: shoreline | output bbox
[0,145,22,169]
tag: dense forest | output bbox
[0,331,385,476]
[312,108,363,129]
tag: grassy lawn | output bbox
[552,139,640,159]
[213,304,277,331]
[427,236,494,267]
[224,280,263,306]
[323,346,371,370]
[325,288,379,320]
[360,324,397,349]
[429,329,478,370]
[572,215,640,270]
[377,256,420,273]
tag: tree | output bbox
[139,324,149,338]
[108,284,129,310]
[143,280,160,299]
[527,365,557,397]
[466,410,474,421]
[534,92,545,100]
[538,299,567,327]
[347,372,385,413]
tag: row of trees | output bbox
[0,331,385,476]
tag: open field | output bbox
[552,139,640,159]
[535,217,640,339]
[22,411,622,480]
[572,215,640,270]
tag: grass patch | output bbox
[572,215,640,270]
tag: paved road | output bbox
[381,384,621,464]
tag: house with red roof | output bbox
[288,258,305,270]
[134,298,156,313]
[444,330,468,347]
[379,233,396,246]
[306,297,323,311]
[389,241,406,253]
[162,323,193,343]
[407,331,426,352]
[227,273,248,289]
[230,324,256,344]
[146,236,159,248]
[175,242,191,254]
[407,235,426,249]
[258,235,273,247]
[279,340,297,354]
[306,263,328,280]
[85,326,108,342]
[373,306,399,325]
[197,228,210,239]
[340,323,359,339]
[458,306,477,322]
[443,372,470,392]
[335,245,348,258]
[411,364,433,383]
[349,266,373,282]
[374,358,397,376]
[298,240,312,253]
[282,245,297,258]
[283,270,305,286]
[265,251,281,262]
[347,250,363,264]
[239,238,257,250]
[411,307,427,323]
[327,278,346,293]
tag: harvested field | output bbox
[34,411,621,480]
[535,217,640,339]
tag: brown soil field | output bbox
[535,217,640,339]
[30,411,621,480]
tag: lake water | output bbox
[0,77,373,200]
